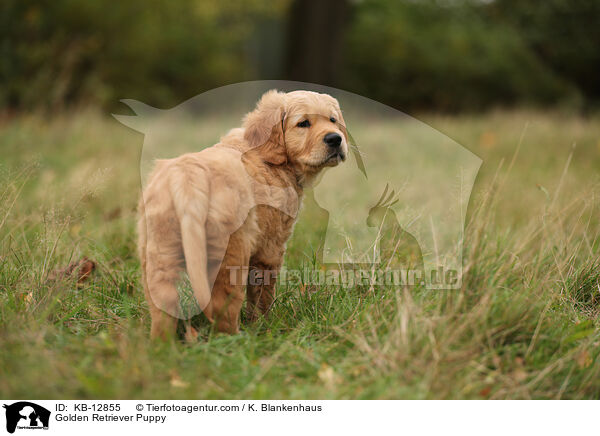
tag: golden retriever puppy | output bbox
[138,90,348,339]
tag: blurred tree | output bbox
[0,0,597,112]
[0,0,287,111]
[341,0,578,111]
[489,0,600,107]
[284,0,349,86]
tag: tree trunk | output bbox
[284,0,349,86]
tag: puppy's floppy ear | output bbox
[243,90,287,165]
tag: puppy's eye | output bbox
[330,117,336,123]
[297,119,311,128]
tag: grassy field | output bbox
[1,109,600,399]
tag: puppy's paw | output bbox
[184,325,199,343]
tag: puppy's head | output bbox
[243,90,348,175]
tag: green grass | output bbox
[1,109,600,399]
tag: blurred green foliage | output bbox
[490,0,600,106]
[343,0,580,111]
[1,0,598,112]
[0,0,287,110]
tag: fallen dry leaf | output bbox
[76,258,95,283]
[104,207,122,222]
[48,256,96,284]
[169,371,190,389]
[478,386,492,398]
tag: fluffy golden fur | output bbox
[138,90,348,339]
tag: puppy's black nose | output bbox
[324,132,342,148]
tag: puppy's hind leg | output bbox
[139,206,181,341]
[140,213,186,340]
[146,282,179,340]
[144,256,184,340]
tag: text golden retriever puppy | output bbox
[138,90,348,339]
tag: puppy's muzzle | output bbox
[324,132,342,148]
[323,132,346,162]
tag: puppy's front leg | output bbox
[246,259,280,322]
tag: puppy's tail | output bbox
[169,163,212,313]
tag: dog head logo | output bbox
[3,402,50,433]
[115,81,481,319]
